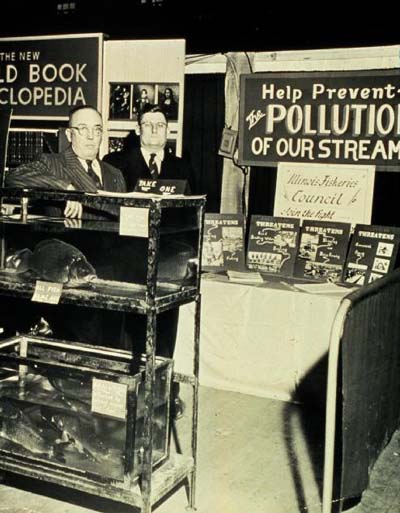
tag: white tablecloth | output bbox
[175,276,350,401]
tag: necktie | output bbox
[148,153,159,179]
[86,160,103,190]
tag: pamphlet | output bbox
[226,270,264,284]
[202,213,246,272]
[294,220,351,282]
[247,216,300,277]
[343,224,400,286]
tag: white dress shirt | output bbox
[141,148,164,175]
[78,157,103,185]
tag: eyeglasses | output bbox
[141,121,167,131]
[70,126,103,137]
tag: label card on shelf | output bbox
[120,206,149,237]
[91,378,127,420]
[31,280,63,304]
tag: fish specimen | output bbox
[0,400,54,457]
[158,240,197,282]
[6,239,97,287]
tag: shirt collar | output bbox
[141,147,164,164]
[78,157,102,178]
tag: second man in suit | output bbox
[104,104,193,418]
[104,104,193,192]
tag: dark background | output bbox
[1,1,397,54]
[2,0,400,222]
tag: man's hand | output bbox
[64,200,82,218]
[64,184,83,219]
[64,217,82,229]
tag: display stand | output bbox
[0,188,206,513]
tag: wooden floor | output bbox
[0,386,398,513]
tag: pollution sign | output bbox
[238,70,400,168]
[0,34,102,118]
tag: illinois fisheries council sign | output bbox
[0,34,102,119]
[238,70,400,169]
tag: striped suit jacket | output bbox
[5,146,126,194]
[5,146,126,220]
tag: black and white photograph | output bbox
[109,83,131,119]
[131,84,155,119]
[157,83,179,121]
[1,3,400,513]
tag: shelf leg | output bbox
[140,310,157,513]
[187,296,201,511]
[186,470,197,511]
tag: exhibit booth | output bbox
[0,34,400,513]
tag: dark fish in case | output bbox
[43,411,111,463]
[6,239,97,288]
[0,400,54,457]
[158,240,197,283]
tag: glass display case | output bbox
[0,335,172,482]
[0,188,206,513]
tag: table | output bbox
[175,275,351,401]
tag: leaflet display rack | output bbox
[0,188,206,513]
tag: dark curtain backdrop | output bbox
[372,172,400,227]
[183,73,225,213]
[248,166,277,218]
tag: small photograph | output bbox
[109,83,131,119]
[298,233,318,260]
[202,240,223,267]
[369,272,384,283]
[372,257,390,274]
[222,226,243,254]
[156,83,179,121]
[274,230,296,249]
[344,267,366,285]
[132,84,155,119]
[376,242,394,258]
[304,262,341,282]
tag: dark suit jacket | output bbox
[5,146,126,194]
[103,147,193,358]
[5,146,126,221]
[3,148,128,347]
[103,147,193,192]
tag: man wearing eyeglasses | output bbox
[104,104,193,192]
[104,105,194,420]
[6,105,126,219]
[4,106,127,350]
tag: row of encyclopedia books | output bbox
[201,214,400,286]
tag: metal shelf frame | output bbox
[0,189,206,513]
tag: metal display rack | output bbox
[0,188,206,513]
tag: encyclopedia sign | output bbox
[238,70,400,168]
[0,34,102,119]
